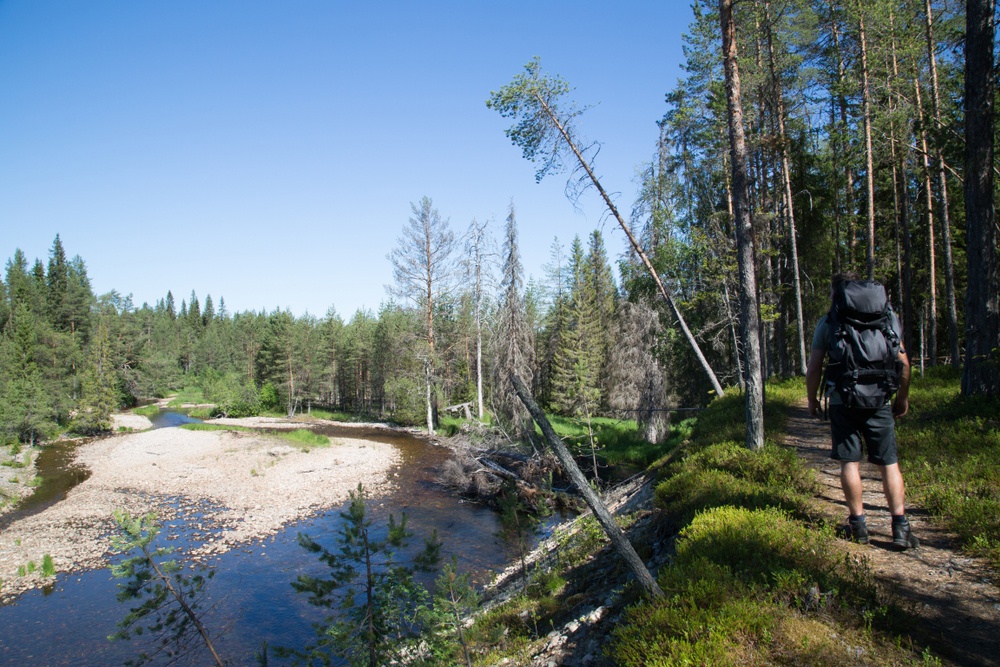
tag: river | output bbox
[0,412,533,666]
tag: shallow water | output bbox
[0,416,524,666]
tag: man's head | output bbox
[831,271,860,297]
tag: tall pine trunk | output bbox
[857,3,876,280]
[915,78,939,367]
[924,0,960,367]
[830,8,857,267]
[963,0,1000,396]
[764,0,807,375]
[721,0,764,451]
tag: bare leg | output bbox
[840,461,864,516]
[880,463,906,515]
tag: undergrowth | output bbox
[132,404,160,417]
[896,367,1000,569]
[167,386,206,407]
[180,423,330,448]
[604,378,935,666]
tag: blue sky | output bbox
[1,1,695,319]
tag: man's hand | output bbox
[892,396,909,418]
[808,395,822,418]
[805,348,826,419]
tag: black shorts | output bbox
[828,403,899,466]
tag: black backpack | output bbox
[824,280,902,409]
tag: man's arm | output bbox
[805,348,826,417]
[893,348,911,418]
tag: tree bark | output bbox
[721,0,765,451]
[510,374,664,599]
[924,0,960,367]
[764,0,807,376]
[963,0,1000,396]
[915,78,939,367]
[857,3,876,280]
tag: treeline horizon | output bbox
[5,0,1000,446]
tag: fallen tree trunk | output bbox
[510,374,665,600]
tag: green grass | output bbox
[308,408,371,422]
[542,414,683,468]
[896,367,1000,568]
[605,378,933,666]
[167,386,207,407]
[132,404,160,417]
[180,423,330,449]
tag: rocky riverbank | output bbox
[0,415,400,602]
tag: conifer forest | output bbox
[2,0,998,445]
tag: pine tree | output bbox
[387,196,457,434]
[286,483,433,667]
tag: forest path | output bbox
[782,401,1000,667]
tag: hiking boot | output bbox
[892,518,919,550]
[841,516,869,544]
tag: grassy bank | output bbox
[896,367,1000,569]
[180,423,331,449]
[607,381,925,665]
[465,379,954,665]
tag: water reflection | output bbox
[0,418,539,666]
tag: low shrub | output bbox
[654,441,818,527]
[896,367,1000,568]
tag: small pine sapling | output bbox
[108,510,223,667]
[282,483,436,667]
[418,556,479,667]
[497,480,541,591]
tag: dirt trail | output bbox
[782,402,1000,667]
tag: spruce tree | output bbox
[551,236,601,417]
[491,203,534,437]
[46,234,69,331]
[584,230,617,406]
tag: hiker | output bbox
[805,272,918,550]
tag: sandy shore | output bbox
[0,418,401,602]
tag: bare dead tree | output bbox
[607,300,669,444]
[387,196,456,434]
[491,203,535,437]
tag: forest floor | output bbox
[782,400,1000,667]
[0,413,400,603]
[487,400,1000,667]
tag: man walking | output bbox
[805,273,918,550]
